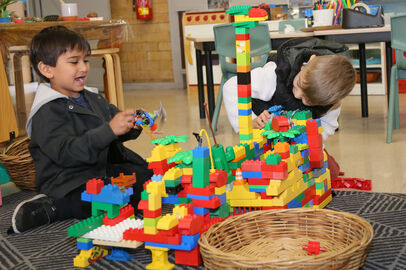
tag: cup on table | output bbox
[312,9,334,27]
[61,3,78,21]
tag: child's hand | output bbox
[253,110,271,129]
[109,109,140,136]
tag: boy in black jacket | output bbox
[9,26,152,234]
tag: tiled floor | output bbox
[124,88,406,193]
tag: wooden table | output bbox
[187,26,391,119]
[0,20,127,139]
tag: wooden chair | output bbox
[91,48,125,110]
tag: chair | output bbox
[211,23,271,132]
[278,19,307,33]
[90,48,125,110]
[386,15,406,143]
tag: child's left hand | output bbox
[253,110,271,129]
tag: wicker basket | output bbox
[0,137,36,190]
[199,208,373,270]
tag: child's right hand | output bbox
[253,110,272,129]
[109,109,139,136]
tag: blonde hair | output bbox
[300,55,356,106]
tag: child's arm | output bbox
[223,61,277,133]
[320,104,341,141]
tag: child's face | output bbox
[292,70,310,106]
[46,48,89,97]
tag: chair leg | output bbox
[102,54,118,107]
[394,77,400,129]
[211,84,223,133]
[386,67,397,143]
[112,53,125,110]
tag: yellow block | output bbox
[266,168,302,196]
[182,167,193,175]
[157,214,179,230]
[215,185,226,195]
[148,193,162,211]
[173,205,188,218]
[236,40,250,54]
[145,246,174,270]
[312,194,332,209]
[227,183,259,200]
[74,246,108,268]
[162,167,183,181]
[238,102,252,110]
[147,181,167,197]
[144,225,158,235]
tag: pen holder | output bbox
[342,5,384,29]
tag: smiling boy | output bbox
[9,26,152,234]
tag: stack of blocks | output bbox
[67,5,333,269]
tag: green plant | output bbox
[0,0,17,17]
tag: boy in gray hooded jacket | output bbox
[9,26,152,234]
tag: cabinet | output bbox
[347,42,386,95]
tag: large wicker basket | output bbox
[0,137,36,190]
[199,208,373,270]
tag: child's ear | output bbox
[37,61,54,80]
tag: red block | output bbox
[236,34,249,40]
[260,192,274,199]
[175,245,202,266]
[238,84,251,97]
[86,178,104,194]
[187,186,215,197]
[181,174,193,184]
[192,196,221,209]
[247,178,270,186]
[262,161,288,173]
[309,148,323,161]
[103,204,134,226]
[306,119,319,135]
[209,170,228,187]
[263,143,272,153]
[178,214,204,235]
[272,116,289,132]
[123,228,181,245]
[143,208,162,218]
[241,160,266,171]
[148,159,175,175]
[313,189,332,205]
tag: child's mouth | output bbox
[75,76,86,85]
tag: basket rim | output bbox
[199,208,374,265]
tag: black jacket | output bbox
[252,37,349,118]
[28,87,147,198]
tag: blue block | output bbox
[194,206,210,215]
[162,194,179,204]
[254,142,259,152]
[242,170,262,179]
[248,187,267,193]
[151,174,163,182]
[215,193,227,205]
[300,148,309,158]
[77,240,93,250]
[145,234,200,251]
[81,190,92,202]
[238,108,252,116]
[193,146,210,158]
[187,194,215,201]
[86,184,131,205]
[299,162,311,172]
[106,248,133,261]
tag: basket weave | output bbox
[0,137,36,190]
[199,208,373,270]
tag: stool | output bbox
[90,48,125,110]
[8,46,31,136]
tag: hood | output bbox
[26,83,98,138]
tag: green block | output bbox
[236,53,251,66]
[233,21,258,28]
[296,191,305,202]
[77,237,92,243]
[165,179,181,187]
[266,154,282,165]
[238,96,251,103]
[315,182,326,190]
[192,155,210,188]
[141,190,150,200]
[92,201,120,219]
[248,184,268,189]
[67,214,104,237]
[294,110,312,120]
[144,216,162,227]
[225,146,235,161]
[228,162,240,170]
[243,143,255,160]
[226,5,251,15]
[0,163,10,184]
[290,144,298,154]
[212,144,229,171]
[178,197,192,204]
[178,163,193,168]
[227,171,235,184]
[210,203,230,219]
[235,27,250,34]
[239,133,253,141]
[303,173,310,182]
